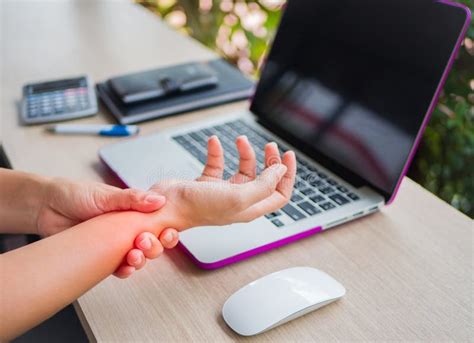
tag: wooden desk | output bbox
[1,1,472,341]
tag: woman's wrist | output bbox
[147,203,193,232]
[28,174,52,235]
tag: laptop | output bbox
[99,0,470,269]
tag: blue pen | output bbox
[47,124,140,136]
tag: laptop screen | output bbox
[250,0,468,200]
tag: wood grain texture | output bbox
[2,1,472,341]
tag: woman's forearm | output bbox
[0,168,49,234]
[0,210,167,341]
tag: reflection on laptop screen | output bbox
[251,0,466,196]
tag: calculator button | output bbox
[28,110,39,118]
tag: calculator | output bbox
[21,76,98,125]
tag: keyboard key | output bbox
[319,202,336,211]
[281,204,307,221]
[326,178,338,186]
[298,159,309,167]
[297,169,308,177]
[265,211,281,219]
[188,147,206,163]
[347,192,360,200]
[197,152,207,164]
[202,128,214,137]
[301,188,315,196]
[329,194,350,205]
[336,185,349,193]
[227,159,238,170]
[295,180,308,190]
[317,172,327,179]
[291,193,304,202]
[172,135,187,144]
[271,219,284,227]
[298,201,322,216]
[189,132,205,143]
[310,195,325,203]
[309,179,325,187]
[318,186,334,194]
[302,173,318,183]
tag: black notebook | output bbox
[97,59,254,124]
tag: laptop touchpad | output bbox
[100,133,202,190]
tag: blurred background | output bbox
[137,0,474,217]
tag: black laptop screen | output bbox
[251,0,468,199]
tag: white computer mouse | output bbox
[222,267,346,336]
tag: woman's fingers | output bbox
[159,228,179,249]
[237,192,287,222]
[231,135,257,183]
[264,142,282,167]
[135,232,164,260]
[113,265,136,279]
[236,150,296,222]
[97,187,167,213]
[200,136,224,179]
[126,249,146,270]
[114,229,178,279]
[237,164,287,208]
[277,151,297,198]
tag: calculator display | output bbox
[28,77,87,94]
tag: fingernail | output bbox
[131,252,141,264]
[138,237,152,250]
[145,194,165,204]
[164,232,173,242]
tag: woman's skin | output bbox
[0,168,179,278]
[0,136,296,341]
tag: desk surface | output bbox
[1,1,472,341]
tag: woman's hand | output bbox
[149,135,296,230]
[36,179,180,278]
[113,228,179,278]
[36,180,167,237]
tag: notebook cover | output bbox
[97,59,255,124]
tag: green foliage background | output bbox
[139,0,474,217]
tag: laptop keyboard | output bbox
[172,120,360,227]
